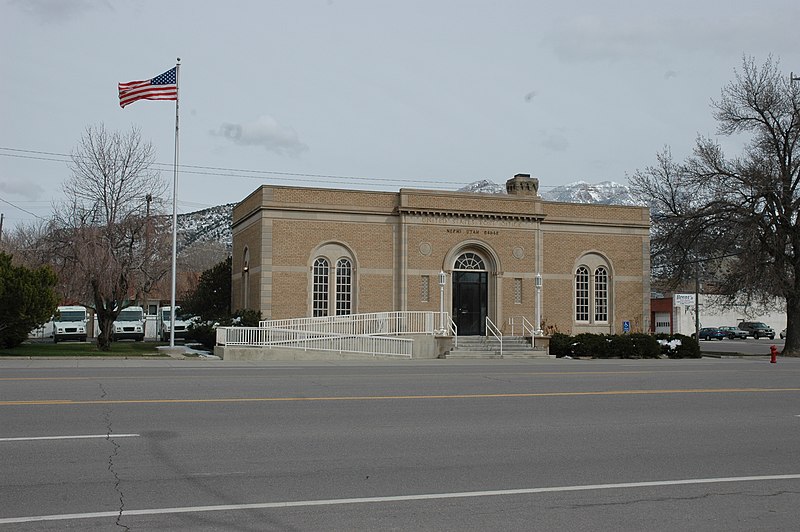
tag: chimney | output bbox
[506,173,539,196]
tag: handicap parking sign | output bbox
[623,321,630,333]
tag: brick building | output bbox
[231,174,650,336]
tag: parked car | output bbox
[780,328,786,339]
[692,327,727,341]
[719,326,748,339]
[737,321,775,340]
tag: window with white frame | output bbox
[312,258,329,317]
[335,258,352,315]
[594,266,608,322]
[454,252,485,271]
[310,244,356,317]
[575,266,590,321]
[574,254,612,324]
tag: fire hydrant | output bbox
[770,344,778,364]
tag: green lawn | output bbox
[0,341,171,357]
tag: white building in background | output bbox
[671,294,786,336]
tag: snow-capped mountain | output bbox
[176,203,234,251]
[542,181,643,206]
[458,179,643,206]
[459,179,507,195]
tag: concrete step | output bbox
[446,336,548,359]
[445,349,548,359]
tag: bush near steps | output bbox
[549,332,700,359]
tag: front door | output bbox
[453,270,488,335]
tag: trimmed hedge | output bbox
[550,332,698,359]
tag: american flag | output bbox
[118,67,178,108]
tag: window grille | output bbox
[335,258,352,315]
[514,278,522,304]
[312,257,329,317]
[421,275,430,302]
[575,266,589,321]
[594,267,608,322]
[454,252,485,271]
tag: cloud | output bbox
[544,14,665,63]
[0,180,45,200]
[212,115,308,156]
[664,70,678,80]
[541,133,569,152]
[543,8,800,64]
[9,0,111,23]
[524,90,538,102]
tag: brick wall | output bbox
[233,185,649,331]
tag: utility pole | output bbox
[694,263,700,338]
[0,213,4,243]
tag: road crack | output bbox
[100,383,129,531]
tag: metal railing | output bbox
[215,326,413,357]
[508,316,535,337]
[447,316,458,347]
[217,311,456,357]
[259,311,439,336]
[485,317,503,357]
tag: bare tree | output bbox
[631,56,800,355]
[44,124,171,349]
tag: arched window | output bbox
[454,252,485,271]
[335,258,352,315]
[594,266,608,322]
[575,266,590,322]
[574,254,612,325]
[310,243,357,317]
[312,258,329,317]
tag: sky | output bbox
[2,0,799,230]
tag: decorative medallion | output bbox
[419,242,432,256]
[512,246,525,259]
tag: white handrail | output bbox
[508,316,535,337]
[218,311,454,357]
[259,311,440,336]
[216,326,412,357]
[485,317,502,357]
[447,315,458,347]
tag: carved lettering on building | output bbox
[411,214,532,229]
[446,228,501,236]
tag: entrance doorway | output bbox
[452,252,488,335]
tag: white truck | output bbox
[159,306,191,342]
[112,306,145,341]
[52,305,88,343]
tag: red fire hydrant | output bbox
[770,345,778,364]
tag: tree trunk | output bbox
[91,280,114,351]
[784,291,800,356]
[96,315,114,350]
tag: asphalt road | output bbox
[1,358,799,531]
[698,336,786,356]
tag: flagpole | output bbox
[169,58,181,348]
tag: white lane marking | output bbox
[0,434,139,442]
[1,473,798,525]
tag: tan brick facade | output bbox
[232,175,650,335]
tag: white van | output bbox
[159,306,191,342]
[112,306,145,341]
[53,305,88,343]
